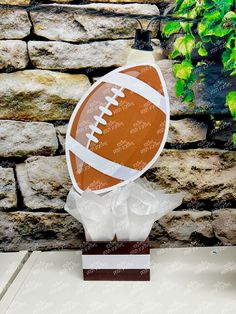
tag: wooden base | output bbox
[81,240,150,281]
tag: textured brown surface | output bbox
[0,210,235,251]
[0,40,29,69]
[0,167,17,210]
[30,4,159,42]
[0,9,31,39]
[0,211,83,251]
[147,149,236,202]
[0,120,58,157]
[16,156,71,210]
[212,209,236,245]
[0,70,90,121]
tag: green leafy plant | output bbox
[162,0,236,144]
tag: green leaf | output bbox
[204,9,222,21]
[196,41,208,56]
[222,48,231,64]
[174,60,194,80]
[180,22,192,32]
[198,46,208,56]
[196,41,201,49]
[226,33,236,49]
[175,0,185,11]
[175,79,186,96]
[224,11,236,22]
[182,7,198,19]
[197,22,206,35]
[170,49,181,59]
[214,0,234,14]
[163,21,181,38]
[178,0,196,13]
[211,24,232,37]
[222,48,236,71]
[233,133,236,146]
[182,89,194,102]
[197,61,208,66]
[187,73,197,87]
[230,68,236,76]
[173,34,195,56]
[226,91,236,119]
[199,21,231,37]
[204,0,215,9]
[201,35,213,43]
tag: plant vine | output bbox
[162,0,236,144]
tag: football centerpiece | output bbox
[65,29,184,281]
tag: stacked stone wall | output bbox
[0,0,235,251]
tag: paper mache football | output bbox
[65,63,170,194]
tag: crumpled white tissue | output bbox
[65,188,115,241]
[65,180,185,241]
[113,180,185,241]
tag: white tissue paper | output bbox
[65,188,115,241]
[64,180,185,242]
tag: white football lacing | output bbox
[86,87,125,147]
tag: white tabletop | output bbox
[0,251,29,300]
[0,247,236,314]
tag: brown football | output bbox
[66,63,169,194]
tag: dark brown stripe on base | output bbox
[83,269,150,281]
[82,240,149,255]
